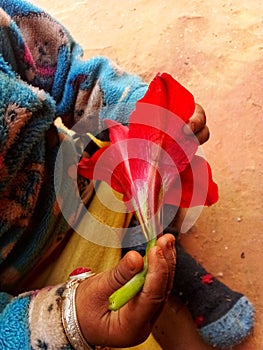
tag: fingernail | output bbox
[157,247,164,258]
[126,253,137,271]
[167,238,175,250]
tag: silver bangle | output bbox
[62,269,96,350]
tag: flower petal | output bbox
[164,155,218,207]
[135,72,195,122]
[104,120,129,143]
[78,147,127,195]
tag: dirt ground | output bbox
[31,1,263,349]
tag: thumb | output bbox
[104,251,144,295]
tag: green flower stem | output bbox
[108,238,157,311]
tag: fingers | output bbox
[190,103,207,133]
[195,124,210,145]
[75,250,145,343]
[185,103,206,134]
[183,103,210,145]
[104,250,144,295]
[155,234,176,295]
[131,235,176,323]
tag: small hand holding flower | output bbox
[75,234,176,348]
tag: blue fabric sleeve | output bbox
[0,286,73,350]
[0,0,148,131]
[0,292,31,349]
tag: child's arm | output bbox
[0,286,72,349]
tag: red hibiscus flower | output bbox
[78,72,218,239]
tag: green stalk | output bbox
[108,238,157,311]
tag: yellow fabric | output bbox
[43,182,130,285]
[36,182,162,349]
[111,334,162,350]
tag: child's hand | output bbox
[184,103,210,145]
[75,234,176,348]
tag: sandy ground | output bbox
[31,1,263,349]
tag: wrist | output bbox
[61,268,98,350]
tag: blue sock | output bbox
[173,243,255,348]
[199,296,254,348]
